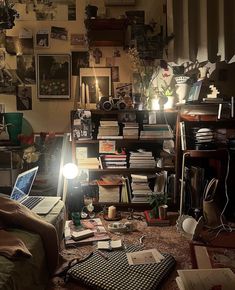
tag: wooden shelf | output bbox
[183,149,228,158]
[74,138,171,144]
[88,167,173,174]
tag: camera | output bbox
[98,96,127,111]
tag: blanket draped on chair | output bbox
[0,195,59,276]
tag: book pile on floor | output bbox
[122,122,139,139]
[100,153,127,169]
[64,218,110,247]
[130,174,153,203]
[129,149,156,168]
[176,268,235,290]
[140,124,174,140]
[97,120,122,139]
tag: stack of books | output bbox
[97,120,122,139]
[129,150,156,168]
[130,174,153,203]
[100,153,127,169]
[122,122,139,139]
[78,157,100,169]
[140,124,174,140]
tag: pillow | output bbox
[66,245,176,290]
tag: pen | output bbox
[97,250,109,260]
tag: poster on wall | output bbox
[37,54,70,99]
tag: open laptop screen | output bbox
[10,167,38,202]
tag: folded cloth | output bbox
[0,229,32,259]
[0,196,59,276]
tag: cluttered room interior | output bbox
[1,0,235,289]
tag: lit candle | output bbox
[108,205,116,219]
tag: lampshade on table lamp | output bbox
[62,163,78,203]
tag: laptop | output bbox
[10,166,61,215]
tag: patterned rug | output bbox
[47,212,192,290]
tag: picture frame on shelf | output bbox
[187,81,202,103]
[79,67,112,109]
[37,54,71,99]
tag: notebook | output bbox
[10,166,60,215]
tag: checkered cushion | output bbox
[66,245,176,290]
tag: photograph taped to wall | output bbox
[37,54,70,99]
[80,67,111,105]
[72,51,89,76]
[35,30,50,48]
[51,26,68,41]
[5,36,34,55]
[16,55,36,84]
[71,33,85,45]
[16,85,32,111]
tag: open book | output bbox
[97,239,122,250]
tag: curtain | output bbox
[167,0,235,64]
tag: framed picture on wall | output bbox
[79,67,111,108]
[37,54,71,99]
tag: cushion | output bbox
[66,245,176,290]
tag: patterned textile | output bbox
[66,245,176,290]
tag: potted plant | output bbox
[148,192,168,219]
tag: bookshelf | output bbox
[175,103,235,221]
[71,109,177,210]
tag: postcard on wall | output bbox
[99,140,116,154]
[126,249,164,265]
[51,26,68,41]
[71,34,86,45]
[16,86,32,111]
[113,82,132,98]
[16,55,36,84]
[72,51,89,76]
[35,30,50,48]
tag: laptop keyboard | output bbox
[22,196,44,210]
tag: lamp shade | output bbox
[62,163,78,180]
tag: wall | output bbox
[0,0,163,134]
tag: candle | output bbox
[81,83,85,106]
[86,84,90,105]
[108,205,116,219]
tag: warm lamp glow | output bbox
[62,163,78,180]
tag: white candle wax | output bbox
[86,84,90,105]
[81,83,85,106]
[108,205,116,219]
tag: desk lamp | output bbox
[62,163,78,203]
